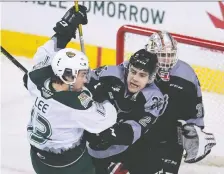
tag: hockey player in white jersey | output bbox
[23,5,117,174]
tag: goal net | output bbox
[116,25,224,166]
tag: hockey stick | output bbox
[74,1,85,54]
[0,46,28,73]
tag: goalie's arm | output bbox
[185,73,205,128]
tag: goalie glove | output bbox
[178,120,216,163]
[108,162,130,174]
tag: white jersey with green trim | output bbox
[25,38,117,153]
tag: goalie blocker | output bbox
[177,120,216,163]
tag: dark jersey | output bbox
[86,62,167,158]
[117,60,205,174]
[157,60,204,125]
[143,59,205,145]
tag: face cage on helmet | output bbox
[156,51,177,81]
[146,34,178,71]
[157,50,178,70]
[146,45,177,71]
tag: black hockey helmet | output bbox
[129,49,158,78]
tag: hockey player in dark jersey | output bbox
[136,31,216,174]
[23,6,117,174]
[87,31,216,174]
[85,49,168,174]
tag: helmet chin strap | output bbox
[68,84,74,91]
[67,77,76,91]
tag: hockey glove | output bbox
[86,127,117,150]
[53,5,88,48]
[86,123,134,150]
[85,130,113,150]
[108,162,130,174]
[92,82,114,103]
[178,120,216,163]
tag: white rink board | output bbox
[2,1,224,49]
[1,56,224,174]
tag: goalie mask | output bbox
[145,31,178,81]
[51,48,89,86]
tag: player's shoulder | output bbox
[170,60,197,84]
[140,83,167,116]
[28,65,54,86]
[141,82,164,102]
[95,64,126,80]
[53,89,93,110]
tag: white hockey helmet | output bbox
[145,31,178,81]
[51,48,89,85]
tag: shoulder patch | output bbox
[146,94,168,115]
[41,87,53,99]
[78,92,92,108]
[149,96,164,110]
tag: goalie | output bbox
[123,30,217,174]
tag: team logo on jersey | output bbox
[66,51,76,58]
[145,94,168,115]
[149,96,165,110]
[78,92,92,108]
